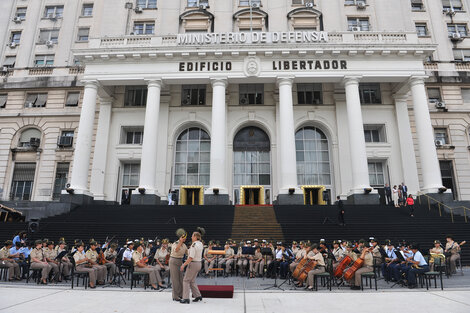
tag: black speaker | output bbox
[28,219,39,233]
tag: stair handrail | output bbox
[416,192,470,223]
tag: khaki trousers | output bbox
[134,266,158,285]
[307,267,325,287]
[219,258,233,273]
[155,264,169,283]
[204,259,215,274]
[448,254,460,274]
[60,259,72,276]
[183,261,201,300]
[105,262,116,278]
[76,265,97,285]
[47,262,60,281]
[30,262,52,280]
[249,260,262,275]
[289,261,299,274]
[354,266,373,286]
[237,259,248,275]
[169,257,183,300]
[2,261,20,280]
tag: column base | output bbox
[345,193,380,205]
[60,191,94,206]
[204,194,230,205]
[130,193,161,205]
[276,194,304,205]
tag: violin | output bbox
[98,251,106,265]
[165,253,170,266]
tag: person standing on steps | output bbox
[180,227,205,304]
[405,195,414,217]
[336,196,345,226]
[384,183,392,205]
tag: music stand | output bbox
[260,248,272,280]
[390,249,406,288]
[261,249,284,291]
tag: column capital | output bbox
[392,93,409,102]
[145,78,163,88]
[408,76,427,87]
[81,80,100,89]
[276,76,294,87]
[210,77,228,88]
[342,76,362,86]
[99,96,114,105]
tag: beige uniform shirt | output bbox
[224,248,234,258]
[445,242,460,255]
[253,251,263,261]
[333,247,344,261]
[372,246,381,258]
[0,247,9,259]
[203,247,215,259]
[104,249,117,261]
[30,248,45,263]
[44,248,57,261]
[85,249,99,263]
[188,241,203,262]
[73,251,86,265]
[347,251,358,262]
[170,242,187,258]
[155,248,169,263]
[430,247,444,254]
[308,251,325,267]
[363,252,374,267]
[132,250,145,267]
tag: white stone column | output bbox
[136,79,162,195]
[343,77,371,192]
[277,77,298,192]
[208,78,228,193]
[394,95,420,195]
[410,77,443,192]
[69,80,99,194]
[90,97,113,200]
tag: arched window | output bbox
[295,127,331,185]
[18,128,41,148]
[180,10,214,33]
[233,9,268,31]
[287,8,323,31]
[174,127,210,186]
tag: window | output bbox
[124,86,147,106]
[182,85,206,106]
[10,163,36,201]
[239,84,264,105]
[0,94,7,108]
[415,23,428,36]
[34,55,54,67]
[187,0,209,7]
[121,127,144,145]
[18,128,41,147]
[345,0,366,5]
[434,128,449,145]
[39,29,59,44]
[10,32,21,44]
[440,160,457,199]
[461,88,470,102]
[240,0,261,6]
[364,125,386,143]
[174,128,211,186]
[442,0,463,11]
[348,17,370,31]
[368,161,385,186]
[427,87,441,103]
[295,127,331,186]
[3,56,16,68]
[122,164,140,187]
[359,83,381,104]
[25,93,47,108]
[297,84,322,105]
[65,92,80,106]
[292,0,314,5]
[453,49,470,61]
[57,131,74,147]
[137,0,158,9]
[77,28,89,42]
[82,3,94,16]
[411,0,424,11]
[44,6,64,18]
[133,22,155,35]
[16,7,27,20]
[52,163,69,200]
[447,24,467,37]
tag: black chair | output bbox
[314,259,334,291]
[130,266,149,290]
[70,257,89,289]
[360,271,377,291]
[0,264,9,281]
[25,257,41,284]
[424,257,444,290]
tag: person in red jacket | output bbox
[406,195,414,217]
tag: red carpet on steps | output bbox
[198,285,234,298]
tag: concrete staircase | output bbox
[230,205,284,242]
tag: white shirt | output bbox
[123,248,133,261]
[188,241,204,262]
[275,248,283,260]
[413,251,427,266]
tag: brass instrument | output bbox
[429,253,446,264]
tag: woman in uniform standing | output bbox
[180,227,205,304]
[170,229,188,301]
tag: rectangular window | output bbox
[293,0,314,5]
[34,55,54,67]
[434,128,449,145]
[124,86,147,106]
[239,84,264,105]
[453,49,470,61]
[181,85,206,105]
[415,23,428,36]
[57,131,74,147]
[82,3,94,16]
[448,24,467,37]
[16,7,27,20]
[11,31,21,44]
[10,163,36,201]
[439,160,456,199]
[427,87,441,103]
[411,0,424,11]
[137,0,157,8]
[461,88,470,103]
[52,162,69,200]
[39,29,59,44]
[368,161,385,186]
[240,0,261,6]
[122,163,140,187]
[121,127,144,145]
[359,83,381,104]
[442,0,463,11]
[364,125,386,143]
[65,92,80,106]
[77,28,90,42]
[0,94,7,108]
[24,93,47,108]
[3,56,16,68]
[297,84,322,105]
[345,0,366,4]
[44,6,64,18]
[133,22,155,35]
[348,17,370,31]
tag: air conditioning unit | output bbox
[435,101,446,109]
[13,16,22,23]
[444,8,455,16]
[252,3,260,8]
[2,66,9,72]
[182,98,190,105]
[357,1,366,9]
[57,136,73,147]
[199,4,207,9]
[305,2,314,8]
[25,102,34,108]
[9,42,17,48]
[29,138,40,147]
[435,140,444,147]
[451,33,463,41]
[351,27,361,32]
[240,97,248,105]
[135,6,143,13]
[46,40,54,47]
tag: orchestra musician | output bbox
[102,243,118,280]
[445,235,461,274]
[132,243,160,290]
[73,242,97,288]
[0,240,21,281]
[349,245,374,290]
[30,239,52,284]
[370,238,383,266]
[249,246,263,278]
[290,241,307,274]
[56,240,72,278]
[381,240,398,281]
[155,239,170,284]
[429,240,444,272]
[267,242,284,279]
[170,229,188,302]
[43,241,60,282]
[392,243,414,283]
[122,241,134,268]
[219,242,235,276]
[332,240,345,270]
[405,244,429,289]
[236,241,248,276]
[85,241,108,285]
[306,244,326,290]
[203,241,216,276]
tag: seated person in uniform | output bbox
[43,241,61,282]
[267,242,284,279]
[350,246,374,290]
[249,246,263,278]
[332,240,345,270]
[30,240,52,285]
[155,239,170,284]
[103,243,118,279]
[0,240,21,281]
[73,242,98,289]
[405,244,429,289]
[85,241,108,285]
[429,240,444,272]
[219,242,235,276]
[305,244,326,290]
[132,243,161,290]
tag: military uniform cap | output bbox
[34,240,43,246]
[434,240,441,244]
[4,240,13,246]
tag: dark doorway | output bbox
[439,160,457,200]
[304,188,320,205]
[185,188,201,205]
[244,188,261,205]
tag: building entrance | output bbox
[240,186,264,205]
[302,185,327,205]
[180,186,203,205]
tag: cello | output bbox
[297,260,317,284]
[292,258,307,279]
[334,255,352,278]
[343,247,372,281]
